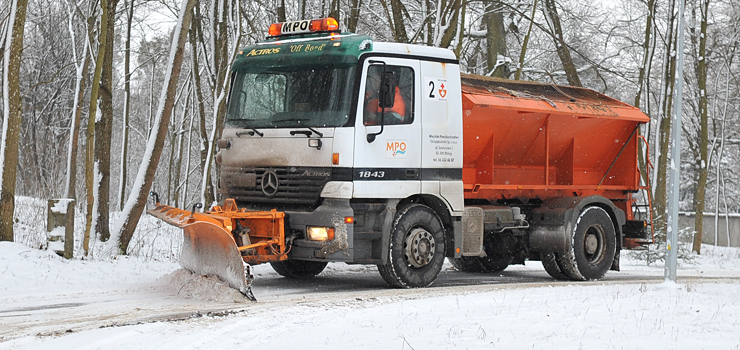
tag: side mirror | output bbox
[379,71,398,108]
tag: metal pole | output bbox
[665,0,687,282]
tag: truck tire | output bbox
[478,233,515,272]
[270,260,328,279]
[541,252,569,280]
[378,204,446,288]
[448,255,512,273]
[478,255,513,273]
[558,206,616,280]
[448,256,486,272]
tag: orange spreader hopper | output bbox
[147,198,289,301]
[460,74,650,203]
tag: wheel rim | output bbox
[583,225,606,265]
[403,227,436,268]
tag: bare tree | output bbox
[83,0,108,252]
[64,1,92,201]
[198,0,243,208]
[111,0,197,254]
[653,0,679,238]
[691,0,709,254]
[388,0,409,43]
[93,0,122,242]
[514,0,538,80]
[485,1,509,77]
[542,0,580,86]
[0,0,29,242]
[118,0,135,210]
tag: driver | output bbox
[364,71,406,125]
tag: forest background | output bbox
[0,0,737,256]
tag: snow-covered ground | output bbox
[2,236,740,349]
[3,197,740,348]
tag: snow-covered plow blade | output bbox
[147,198,288,301]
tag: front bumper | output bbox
[284,198,355,262]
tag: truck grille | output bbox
[220,166,332,209]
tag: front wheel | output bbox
[270,260,328,279]
[378,204,446,288]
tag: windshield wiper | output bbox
[290,126,323,138]
[229,119,264,137]
[236,128,263,137]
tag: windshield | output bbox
[226,64,355,129]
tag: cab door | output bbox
[352,57,422,199]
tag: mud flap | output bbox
[181,221,256,301]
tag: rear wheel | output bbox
[270,260,328,279]
[541,252,569,280]
[378,204,446,288]
[558,206,616,280]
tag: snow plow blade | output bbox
[180,220,256,300]
[147,197,289,301]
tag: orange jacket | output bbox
[366,86,406,117]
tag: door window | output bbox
[363,65,414,126]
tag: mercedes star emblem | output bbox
[261,171,279,197]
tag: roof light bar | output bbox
[268,17,339,37]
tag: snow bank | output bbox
[0,241,179,298]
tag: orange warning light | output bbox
[268,23,282,37]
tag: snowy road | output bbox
[3,257,740,343]
[2,241,740,349]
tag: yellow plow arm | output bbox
[147,198,289,301]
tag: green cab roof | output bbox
[232,33,373,71]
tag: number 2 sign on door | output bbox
[425,78,448,102]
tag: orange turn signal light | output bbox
[344,217,354,224]
[332,153,339,165]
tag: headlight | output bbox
[307,226,335,241]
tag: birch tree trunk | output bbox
[112,0,197,254]
[64,3,92,201]
[0,0,29,242]
[691,0,709,254]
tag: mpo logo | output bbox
[386,141,407,158]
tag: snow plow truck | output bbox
[149,17,653,300]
